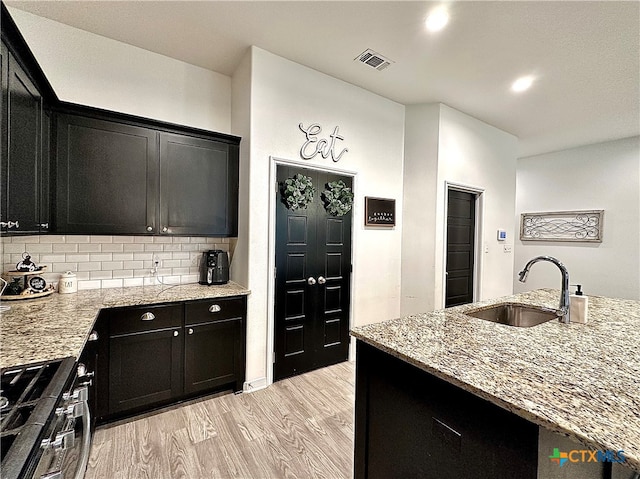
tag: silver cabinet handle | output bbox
[1,221,19,229]
[173,330,179,337]
[188,328,194,335]
[162,226,168,233]
[141,312,155,321]
[318,276,326,285]
[88,331,99,341]
[146,226,153,232]
[38,222,49,228]
[307,277,317,286]
[209,304,221,313]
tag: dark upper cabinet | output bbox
[160,133,238,236]
[0,42,48,234]
[55,113,158,234]
[54,111,239,236]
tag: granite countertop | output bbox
[350,289,640,471]
[0,281,250,369]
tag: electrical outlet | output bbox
[503,245,512,253]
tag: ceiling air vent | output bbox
[355,49,393,71]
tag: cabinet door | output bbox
[56,114,158,234]
[184,318,243,394]
[109,327,183,415]
[159,132,238,236]
[1,50,42,233]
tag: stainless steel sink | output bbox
[464,303,559,327]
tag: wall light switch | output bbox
[503,244,512,253]
[497,229,507,241]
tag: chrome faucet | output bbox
[518,255,571,323]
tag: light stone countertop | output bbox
[0,281,250,370]
[350,289,640,471]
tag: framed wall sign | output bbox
[365,197,395,227]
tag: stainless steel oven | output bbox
[1,357,94,479]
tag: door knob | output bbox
[188,328,194,335]
[161,226,168,233]
[146,226,153,232]
[307,277,317,286]
[317,276,326,285]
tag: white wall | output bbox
[402,104,518,314]
[7,7,231,134]
[401,104,440,315]
[436,105,518,306]
[514,136,640,300]
[239,47,405,386]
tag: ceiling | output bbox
[6,0,640,157]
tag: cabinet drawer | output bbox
[185,296,245,325]
[107,304,183,336]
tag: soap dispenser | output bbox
[570,284,588,324]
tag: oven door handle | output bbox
[73,401,91,479]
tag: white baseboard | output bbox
[243,377,268,393]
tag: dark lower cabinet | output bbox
[184,297,246,394]
[109,327,183,415]
[355,341,539,479]
[93,296,246,423]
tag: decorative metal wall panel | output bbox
[520,210,603,242]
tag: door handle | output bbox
[307,277,317,286]
[317,276,326,285]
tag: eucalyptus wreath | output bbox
[281,174,316,210]
[322,180,354,217]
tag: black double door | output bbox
[274,166,352,381]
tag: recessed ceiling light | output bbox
[511,76,535,92]
[425,8,449,32]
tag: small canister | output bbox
[58,271,77,294]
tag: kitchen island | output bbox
[350,289,640,476]
[0,281,250,369]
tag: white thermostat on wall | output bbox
[497,229,507,241]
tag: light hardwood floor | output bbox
[86,361,355,479]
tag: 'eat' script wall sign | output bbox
[298,123,349,162]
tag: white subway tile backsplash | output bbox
[90,235,112,244]
[53,244,78,253]
[101,279,123,289]
[2,235,234,292]
[112,236,134,244]
[26,244,53,253]
[101,261,124,271]
[90,271,113,280]
[133,236,154,243]
[101,243,124,253]
[78,244,102,253]
[123,244,145,252]
[78,280,101,290]
[65,254,91,263]
[77,262,101,272]
[123,277,144,287]
[89,253,113,262]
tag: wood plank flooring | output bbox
[85,361,355,479]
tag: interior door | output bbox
[274,165,352,381]
[445,189,476,307]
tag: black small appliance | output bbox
[199,250,229,285]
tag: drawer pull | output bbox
[173,330,179,337]
[188,328,194,335]
[141,312,155,321]
[209,304,221,313]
